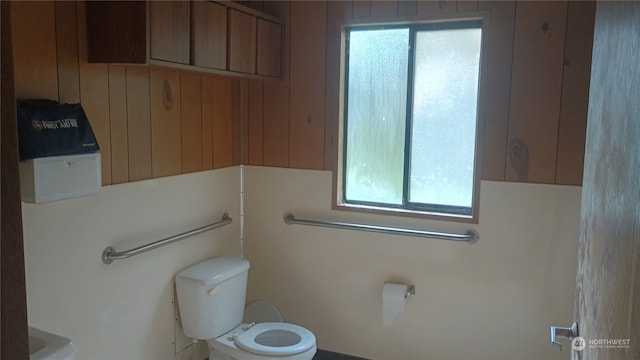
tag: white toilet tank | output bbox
[175,257,250,339]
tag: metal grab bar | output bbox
[283,214,478,243]
[102,213,233,264]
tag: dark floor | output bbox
[313,349,369,360]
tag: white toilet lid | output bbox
[235,322,316,356]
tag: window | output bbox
[338,20,483,220]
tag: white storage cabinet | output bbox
[19,153,101,203]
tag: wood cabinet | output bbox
[86,1,283,79]
[86,1,146,63]
[191,1,227,70]
[229,9,257,74]
[149,1,190,64]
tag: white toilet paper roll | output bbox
[382,283,408,326]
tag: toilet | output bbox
[175,257,317,360]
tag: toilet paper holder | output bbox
[385,282,415,298]
[404,285,416,299]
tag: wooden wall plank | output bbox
[209,77,233,169]
[248,81,264,165]
[478,1,516,181]
[370,1,397,17]
[289,1,327,169]
[232,81,241,166]
[456,0,478,12]
[325,1,353,171]
[80,92,112,187]
[180,73,202,174]
[180,73,203,173]
[54,1,80,104]
[555,1,595,186]
[262,1,290,167]
[417,0,457,15]
[506,1,568,183]
[201,77,214,170]
[245,1,265,12]
[77,1,112,185]
[232,80,248,166]
[150,69,182,177]
[240,81,249,165]
[352,1,371,18]
[108,65,129,184]
[397,1,417,16]
[125,66,152,181]
[11,1,58,100]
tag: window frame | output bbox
[334,15,487,224]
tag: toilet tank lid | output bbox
[176,257,250,286]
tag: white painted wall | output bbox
[22,168,240,360]
[243,166,581,360]
[22,165,581,360]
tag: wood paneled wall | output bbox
[240,0,595,186]
[11,1,594,187]
[11,1,236,186]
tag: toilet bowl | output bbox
[175,257,317,360]
[209,322,316,360]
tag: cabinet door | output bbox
[191,1,226,69]
[228,9,257,74]
[86,1,146,63]
[256,18,282,77]
[150,1,190,64]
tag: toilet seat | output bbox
[234,322,316,356]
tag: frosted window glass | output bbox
[409,28,481,208]
[345,29,409,205]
